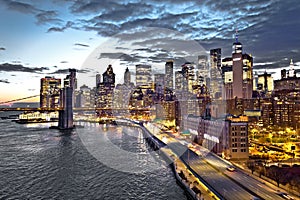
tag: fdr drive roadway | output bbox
[148,129,290,200]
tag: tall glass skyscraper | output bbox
[135,64,152,86]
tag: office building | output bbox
[136,64,152,86]
[181,62,195,93]
[124,67,131,86]
[77,85,92,108]
[96,65,116,112]
[222,33,253,99]
[197,55,209,88]
[40,76,61,108]
[175,71,185,92]
[183,115,249,160]
[165,60,173,89]
[210,48,222,98]
[257,72,274,93]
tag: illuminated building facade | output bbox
[175,71,185,92]
[221,35,253,99]
[226,116,249,160]
[183,115,249,160]
[96,65,115,114]
[154,74,165,101]
[40,76,61,108]
[257,72,274,93]
[165,60,173,89]
[210,48,222,99]
[114,68,135,116]
[181,62,195,93]
[136,64,152,86]
[76,85,92,108]
[197,55,209,86]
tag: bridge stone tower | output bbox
[58,69,76,129]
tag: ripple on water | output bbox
[0,121,186,200]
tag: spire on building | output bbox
[232,29,242,54]
[289,58,295,77]
[235,29,239,43]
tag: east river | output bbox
[0,120,187,200]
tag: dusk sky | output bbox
[0,0,300,102]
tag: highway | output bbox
[169,140,255,200]
[193,145,288,200]
[145,124,288,200]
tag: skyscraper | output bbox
[210,48,222,98]
[232,38,243,98]
[175,71,184,91]
[154,73,165,101]
[96,65,116,110]
[136,64,152,86]
[165,60,173,89]
[197,55,209,86]
[124,67,131,85]
[222,32,253,99]
[40,76,61,108]
[258,72,274,93]
[96,73,101,87]
[181,62,195,93]
[102,64,115,85]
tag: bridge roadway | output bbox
[144,124,287,200]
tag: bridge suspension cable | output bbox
[0,95,39,105]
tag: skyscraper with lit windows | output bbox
[136,64,152,86]
[222,33,253,99]
[40,76,61,108]
[165,60,173,89]
[210,48,222,98]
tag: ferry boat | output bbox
[15,111,59,124]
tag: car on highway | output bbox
[250,196,262,200]
[226,166,236,172]
[277,192,294,200]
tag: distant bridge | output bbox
[0,95,39,105]
[0,107,154,112]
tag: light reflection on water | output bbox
[0,120,187,200]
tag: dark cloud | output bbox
[35,10,62,25]
[0,63,48,73]
[1,0,39,14]
[115,47,130,50]
[99,52,139,63]
[0,47,6,51]
[1,0,65,29]
[135,48,157,54]
[2,0,300,72]
[0,79,10,84]
[47,21,74,33]
[11,61,21,64]
[74,43,90,48]
[50,68,90,74]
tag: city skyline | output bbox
[1,0,300,102]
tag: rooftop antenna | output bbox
[235,29,239,43]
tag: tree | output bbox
[257,166,265,178]
[267,166,286,187]
[247,160,256,174]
